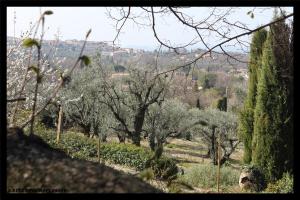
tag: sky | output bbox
[7,7,293,51]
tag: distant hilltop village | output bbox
[7,36,145,56]
[7,36,249,73]
[63,39,145,56]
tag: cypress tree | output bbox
[238,29,267,164]
[216,97,227,111]
[252,17,292,181]
[271,17,293,175]
[196,98,202,109]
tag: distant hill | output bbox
[7,36,248,71]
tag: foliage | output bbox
[38,104,59,128]
[7,16,65,125]
[100,65,168,146]
[34,124,98,159]
[241,164,266,192]
[146,157,179,181]
[198,88,222,108]
[264,172,293,193]
[238,29,267,164]
[22,38,40,48]
[35,128,178,180]
[200,73,217,89]
[7,11,92,131]
[145,99,189,151]
[180,164,239,189]
[139,168,155,181]
[187,108,239,165]
[252,18,293,181]
[62,65,115,138]
[79,55,91,66]
[216,97,227,111]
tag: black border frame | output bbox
[0,1,298,200]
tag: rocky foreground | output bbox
[7,128,161,193]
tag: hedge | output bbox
[34,125,178,180]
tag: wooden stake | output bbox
[97,136,101,163]
[56,104,63,144]
[217,136,221,193]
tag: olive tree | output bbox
[62,65,114,139]
[187,108,239,165]
[144,99,188,157]
[99,65,168,146]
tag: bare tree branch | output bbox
[153,13,293,78]
[112,7,131,45]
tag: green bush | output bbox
[99,142,151,170]
[148,157,179,180]
[264,172,293,193]
[35,125,97,159]
[35,129,178,180]
[241,165,266,192]
[38,104,58,128]
[200,73,217,89]
[180,164,239,189]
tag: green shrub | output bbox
[241,165,266,192]
[100,143,179,180]
[35,126,97,159]
[180,164,239,189]
[99,142,151,170]
[38,105,58,128]
[148,157,179,181]
[264,172,293,193]
[35,129,178,180]
[139,168,155,181]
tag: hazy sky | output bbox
[7,7,293,51]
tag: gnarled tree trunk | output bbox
[132,107,147,146]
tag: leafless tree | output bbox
[106,7,293,80]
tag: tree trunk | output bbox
[149,133,156,151]
[219,140,240,166]
[154,139,163,160]
[117,132,126,143]
[210,127,218,165]
[132,107,147,146]
[132,133,141,146]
